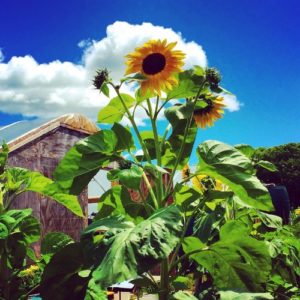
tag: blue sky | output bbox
[0,0,299,148]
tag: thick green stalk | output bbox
[146,99,164,207]
[159,259,169,300]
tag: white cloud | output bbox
[0,21,240,124]
[222,94,242,112]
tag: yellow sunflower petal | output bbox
[125,39,185,96]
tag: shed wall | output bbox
[8,127,88,250]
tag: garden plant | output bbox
[0,39,299,299]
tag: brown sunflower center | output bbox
[142,53,166,75]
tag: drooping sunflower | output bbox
[193,94,225,128]
[125,39,185,96]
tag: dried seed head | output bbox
[93,68,109,90]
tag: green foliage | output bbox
[5,167,83,217]
[162,102,197,168]
[184,221,271,292]
[218,291,273,300]
[3,45,298,299]
[254,143,300,208]
[41,232,74,264]
[0,209,41,299]
[98,93,135,123]
[53,129,124,195]
[89,206,182,288]
[197,140,273,211]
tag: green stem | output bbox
[146,98,164,207]
[141,172,159,210]
[112,84,152,163]
[166,81,206,195]
[159,259,169,300]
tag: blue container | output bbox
[267,185,290,224]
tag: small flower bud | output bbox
[206,67,221,88]
[93,68,109,90]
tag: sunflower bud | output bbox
[206,67,221,88]
[93,68,109,90]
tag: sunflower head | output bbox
[93,68,109,90]
[125,39,185,96]
[182,164,191,180]
[192,175,223,192]
[193,93,225,128]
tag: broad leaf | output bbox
[185,234,271,292]
[107,165,143,190]
[76,130,117,155]
[172,291,197,299]
[40,243,88,300]
[162,103,197,168]
[197,140,273,211]
[98,93,135,123]
[85,278,107,300]
[166,70,205,100]
[96,186,147,220]
[257,160,277,172]
[11,168,84,217]
[218,291,273,300]
[41,232,74,263]
[112,123,135,151]
[19,215,40,244]
[235,144,255,158]
[53,130,121,195]
[92,205,182,288]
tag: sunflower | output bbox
[125,39,185,96]
[192,175,223,192]
[181,164,191,181]
[193,94,225,128]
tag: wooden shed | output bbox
[0,114,99,251]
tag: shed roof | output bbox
[0,113,99,152]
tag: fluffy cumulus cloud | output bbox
[0,21,240,123]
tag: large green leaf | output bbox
[0,223,8,239]
[95,186,147,221]
[98,93,135,123]
[85,278,107,300]
[184,230,271,292]
[197,140,273,211]
[235,144,255,158]
[76,130,117,154]
[162,102,197,168]
[108,165,143,190]
[40,243,88,300]
[9,168,84,217]
[92,205,182,288]
[173,183,201,213]
[112,123,135,151]
[166,69,205,100]
[41,232,74,263]
[53,130,121,195]
[172,291,197,300]
[218,291,273,300]
[19,215,40,244]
